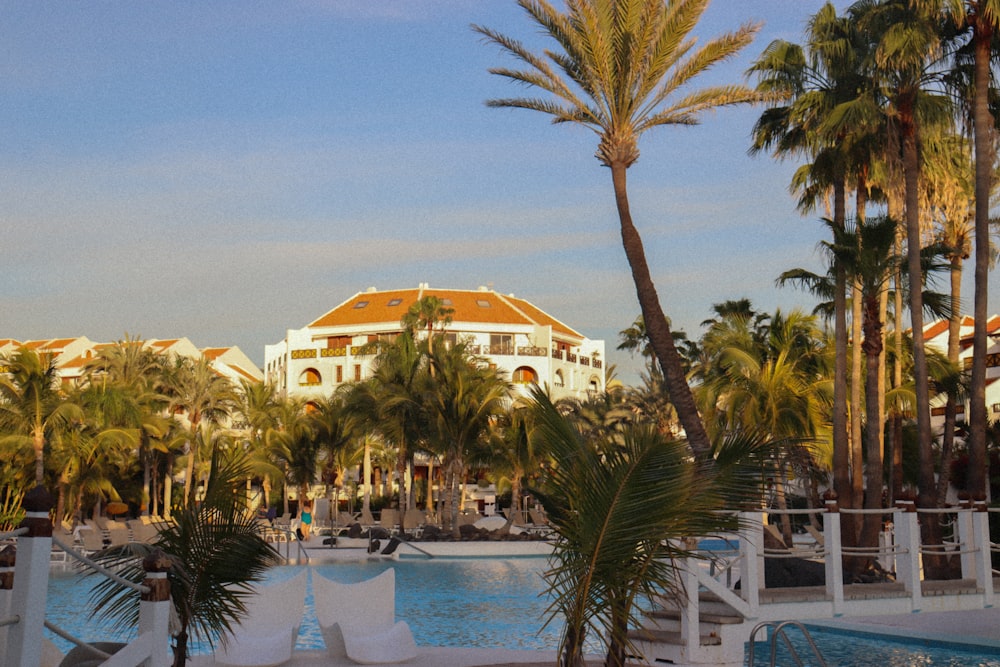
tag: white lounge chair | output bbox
[214,571,308,667]
[313,568,418,665]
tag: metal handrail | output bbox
[747,620,828,667]
[51,533,150,594]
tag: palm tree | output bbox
[857,0,954,512]
[237,380,284,512]
[401,295,454,362]
[308,394,356,522]
[162,355,237,507]
[87,450,281,667]
[528,386,776,667]
[82,335,170,515]
[367,329,429,530]
[695,307,832,544]
[749,2,875,515]
[475,0,763,460]
[424,341,510,537]
[0,348,82,485]
[932,0,1000,501]
[266,396,320,515]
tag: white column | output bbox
[8,501,53,667]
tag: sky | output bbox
[3,0,995,384]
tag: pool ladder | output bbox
[747,620,828,667]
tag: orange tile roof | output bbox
[307,286,585,340]
[226,364,260,383]
[201,347,228,361]
[0,339,20,347]
[923,320,949,340]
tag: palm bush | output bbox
[528,388,775,667]
[87,449,280,667]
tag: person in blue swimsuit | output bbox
[300,501,312,540]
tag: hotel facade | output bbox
[265,284,606,402]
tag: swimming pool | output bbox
[45,559,1000,665]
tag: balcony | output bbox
[551,349,563,360]
[517,346,547,357]
[351,343,379,356]
[580,356,590,366]
[290,349,316,360]
[487,344,515,356]
[321,347,347,358]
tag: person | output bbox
[300,501,312,540]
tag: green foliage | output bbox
[87,449,280,667]
[528,387,759,667]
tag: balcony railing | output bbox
[487,344,515,356]
[517,346,547,357]
[290,349,316,359]
[351,344,378,356]
[580,356,590,366]
[552,349,563,360]
[321,347,347,358]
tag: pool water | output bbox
[768,627,1000,667]
[44,559,1000,665]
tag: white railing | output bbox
[677,500,995,630]
[0,486,172,667]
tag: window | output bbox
[476,299,491,308]
[441,298,453,306]
[554,370,564,387]
[353,300,369,309]
[336,365,343,383]
[512,367,538,384]
[387,298,403,306]
[298,368,321,386]
[490,333,513,355]
[327,335,350,349]
[354,364,362,381]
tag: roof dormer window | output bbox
[476,299,491,308]
[387,298,403,307]
[354,301,369,309]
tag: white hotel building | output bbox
[265,284,606,402]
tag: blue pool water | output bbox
[45,559,1000,665]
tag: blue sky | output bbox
[3,1,992,383]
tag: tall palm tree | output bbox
[932,0,1000,501]
[162,356,237,507]
[368,329,429,529]
[858,0,954,512]
[0,348,82,485]
[425,341,510,537]
[749,2,874,514]
[82,336,170,516]
[475,0,763,459]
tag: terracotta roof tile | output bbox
[309,287,552,330]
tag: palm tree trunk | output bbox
[937,256,963,502]
[831,177,853,539]
[900,96,935,509]
[851,277,864,517]
[968,16,993,501]
[610,161,711,458]
[860,294,885,557]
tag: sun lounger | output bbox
[214,571,307,667]
[379,508,398,531]
[313,568,417,664]
[78,526,106,554]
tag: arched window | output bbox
[304,401,320,414]
[512,366,538,384]
[299,368,322,386]
[588,375,600,393]
[554,370,564,387]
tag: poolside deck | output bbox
[187,646,563,667]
